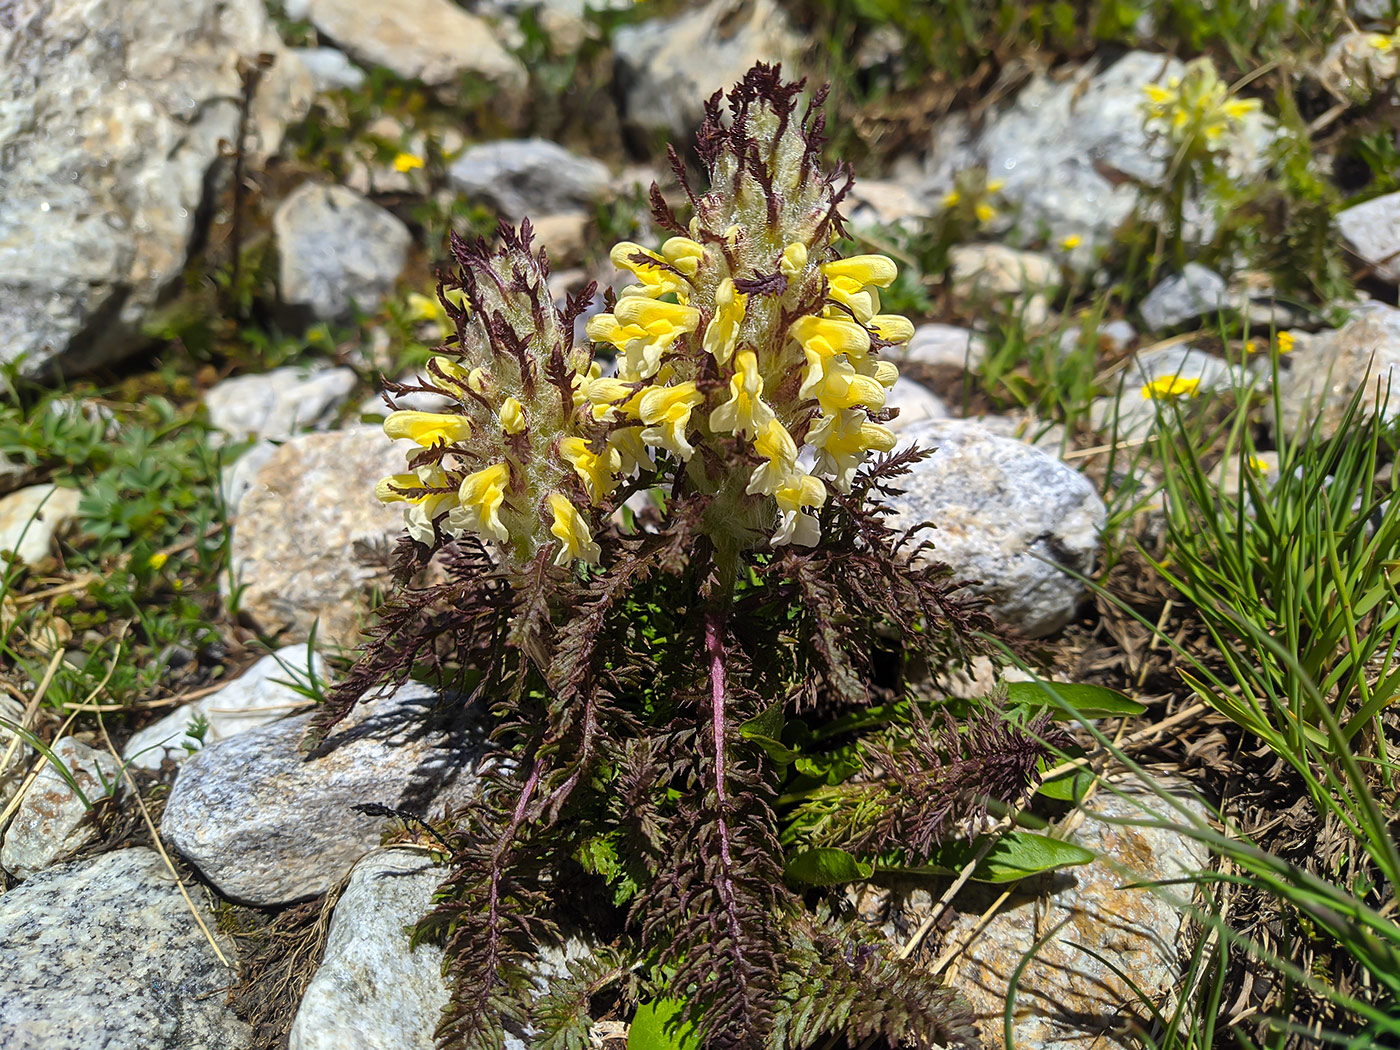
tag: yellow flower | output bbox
[637,382,704,460]
[772,471,826,547]
[808,409,897,491]
[1247,455,1269,475]
[393,152,425,173]
[573,363,636,422]
[806,357,887,415]
[499,396,526,435]
[607,426,651,477]
[452,462,511,542]
[378,467,459,545]
[1243,339,1259,356]
[404,292,445,324]
[702,278,748,365]
[559,436,621,504]
[609,296,701,380]
[1368,32,1396,52]
[466,367,489,395]
[1276,330,1295,354]
[1141,375,1202,401]
[942,189,961,208]
[147,552,169,570]
[610,241,689,298]
[661,236,706,276]
[746,418,799,496]
[709,350,775,439]
[869,314,914,345]
[986,178,1005,193]
[546,492,600,566]
[779,242,808,278]
[975,202,997,223]
[871,359,899,389]
[822,255,898,289]
[791,315,873,402]
[1059,234,1082,251]
[383,410,472,447]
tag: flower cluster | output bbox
[376,66,914,569]
[1141,58,1259,156]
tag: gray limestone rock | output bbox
[888,421,1105,637]
[274,184,412,322]
[223,427,407,647]
[123,644,327,772]
[220,438,281,511]
[161,681,488,904]
[1,737,120,879]
[0,485,82,567]
[283,0,525,95]
[1276,302,1400,440]
[1138,264,1229,331]
[205,366,358,443]
[0,0,311,377]
[949,243,1059,298]
[0,848,250,1050]
[1337,191,1400,284]
[612,0,802,137]
[447,140,610,221]
[894,324,988,395]
[887,378,950,434]
[0,696,35,814]
[292,46,368,93]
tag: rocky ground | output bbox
[3,1,1400,1048]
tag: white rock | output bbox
[0,485,82,567]
[0,848,250,1049]
[0,0,311,377]
[889,421,1105,637]
[887,378,949,433]
[1,737,120,879]
[274,184,412,322]
[161,681,488,904]
[1337,191,1400,284]
[1276,302,1400,439]
[219,439,281,510]
[844,179,927,232]
[893,324,987,395]
[122,645,326,772]
[283,0,526,94]
[292,46,367,93]
[448,140,610,221]
[612,0,802,137]
[205,366,358,443]
[0,696,35,814]
[1138,264,1229,330]
[949,243,1059,298]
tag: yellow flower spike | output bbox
[499,396,527,435]
[808,357,887,414]
[610,241,688,297]
[779,242,809,278]
[821,255,898,289]
[1277,330,1296,354]
[772,471,826,547]
[452,462,511,542]
[637,382,704,460]
[869,314,915,345]
[612,296,702,380]
[1141,374,1202,401]
[809,409,897,490]
[546,492,601,566]
[746,419,799,496]
[383,410,473,447]
[702,278,748,366]
[393,152,425,173]
[559,436,621,505]
[975,202,997,223]
[661,236,706,276]
[710,350,776,439]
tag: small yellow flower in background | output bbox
[986,178,1005,193]
[1059,234,1082,251]
[1243,339,1259,355]
[942,189,961,209]
[1141,59,1258,155]
[404,292,445,324]
[1368,32,1396,52]
[393,152,425,174]
[545,493,600,566]
[1141,374,1202,401]
[147,552,169,570]
[974,202,997,223]
[1277,330,1296,354]
[1247,455,1269,475]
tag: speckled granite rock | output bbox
[274,184,412,322]
[889,421,1105,637]
[887,378,950,433]
[0,0,310,377]
[936,776,1210,1050]
[0,484,81,567]
[223,427,405,647]
[205,366,358,443]
[282,0,525,95]
[447,140,610,220]
[290,847,595,1050]
[0,848,250,1050]
[1,737,119,879]
[0,696,34,813]
[161,681,487,905]
[123,644,326,771]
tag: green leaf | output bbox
[783,847,875,886]
[740,703,798,763]
[794,748,861,785]
[628,999,701,1050]
[1004,681,1146,719]
[1036,763,1097,802]
[881,831,1094,883]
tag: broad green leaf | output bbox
[881,831,1093,883]
[783,847,875,886]
[740,704,798,763]
[1036,763,1097,802]
[1004,681,1145,719]
[794,748,861,785]
[628,999,700,1050]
